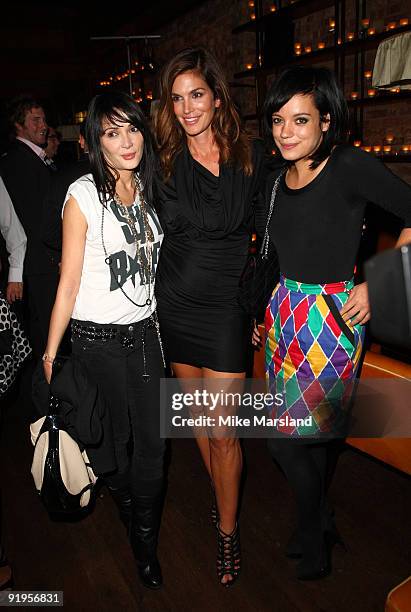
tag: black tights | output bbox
[267,439,328,542]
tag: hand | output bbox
[252,321,263,348]
[43,360,53,384]
[340,281,370,325]
[6,281,23,303]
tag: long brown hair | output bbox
[155,47,253,179]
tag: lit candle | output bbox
[400,18,409,26]
[317,42,326,49]
[363,146,372,153]
[337,37,342,45]
[390,87,401,93]
[373,145,382,153]
[294,42,302,50]
[305,45,312,53]
[250,13,256,20]
[248,0,255,6]
[328,18,336,31]
[383,145,392,153]
[245,63,253,70]
[401,145,410,153]
[351,91,359,100]
[354,140,361,147]
[386,134,394,143]
[269,5,276,12]
[347,32,355,41]
[361,18,370,28]
[367,88,376,97]
[387,22,396,30]
[368,28,376,35]
[295,49,302,56]
[364,70,372,79]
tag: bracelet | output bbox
[42,353,55,365]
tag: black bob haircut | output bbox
[263,66,349,169]
[85,91,156,206]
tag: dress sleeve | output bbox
[344,147,411,226]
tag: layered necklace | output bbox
[100,172,165,370]
[101,173,154,308]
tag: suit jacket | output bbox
[43,156,91,254]
[0,140,59,275]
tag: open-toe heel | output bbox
[217,523,241,587]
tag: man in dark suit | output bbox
[0,96,59,359]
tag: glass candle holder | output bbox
[387,22,397,30]
[304,45,312,53]
[364,70,372,79]
[363,146,372,153]
[353,140,361,147]
[373,145,382,153]
[400,18,409,26]
[361,18,370,28]
[317,42,325,49]
[383,145,392,153]
[328,18,336,31]
[368,28,376,35]
[367,89,376,97]
[350,91,359,100]
[347,32,355,41]
[385,134,394,144]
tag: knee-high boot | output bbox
[130,477,164,590]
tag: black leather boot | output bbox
[107,485,132,533]
[130,478,164,590]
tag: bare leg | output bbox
[172,363,212,477]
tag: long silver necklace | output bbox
[100,173,166,369]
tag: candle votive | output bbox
[248,0,255,6]
[294,42,302,50]
[269,5,276,12]
[304,45,312,53]
[401,145,410,153]
[250,13,256,20]
[368,28,376,35]
[364,70,372,79]
[337,37,342,45]
[350,91,359,100]
[328,18,336,31]
[383,145,392,153]
[295,49,302,55]
[390,87,401,93]
[385,134,394,144]
[387,21,396,30]
[354,140,361,147]
[367,88,376,97]
[373,145,382,153]
[361,18,370,28]
[317,41,326,49]
[347,32,355,41]
[399,18,409,26]
[363,146,372,153]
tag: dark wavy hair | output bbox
[155,46,252,179]
[85,91,156,205]
[263,66,348,169]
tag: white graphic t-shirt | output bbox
[64,174,163,324]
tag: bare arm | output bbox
[43,196,87,382]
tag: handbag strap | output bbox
[260,167,287,260]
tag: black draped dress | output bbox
[155,141,265,372]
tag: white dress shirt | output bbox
[0,177,27,282]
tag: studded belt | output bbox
[71,315,164,382]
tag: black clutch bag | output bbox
[237,169,285,323]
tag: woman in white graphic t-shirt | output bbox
[43,91,166,590]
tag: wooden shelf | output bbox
[234,24,411,79]
[232,0,336,34]
[348,91,411,106]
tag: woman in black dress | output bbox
[155,47,265,585]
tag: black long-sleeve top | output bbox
[261,145,411,284]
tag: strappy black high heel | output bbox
[216,523,241,587]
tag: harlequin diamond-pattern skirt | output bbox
[265,276,365,437]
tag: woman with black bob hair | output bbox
[43,91,166,589]
[254,65,411,580]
